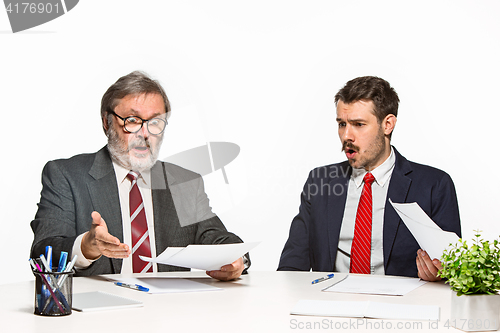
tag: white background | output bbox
[1,1,499,285]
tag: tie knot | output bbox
[127,171,140,182]
[363,172,375,185]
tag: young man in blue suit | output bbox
[278,76,461,281]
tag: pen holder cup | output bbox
[33,269,74,316]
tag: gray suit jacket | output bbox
[31,147,246,276]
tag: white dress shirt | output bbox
[72,162,158,273]
[334,147,396,274]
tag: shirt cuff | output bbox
[243,255,250,269]
[72,233,101,269]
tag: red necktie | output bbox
[127,171,153,273]
[350,172,375,274]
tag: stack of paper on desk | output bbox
[140,242,259,271]
[322,275,426,296]
[113,277,222,294]
[73,291,143,312]
[291,300,439,321]
[389,199,459,259]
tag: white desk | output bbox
[0,271,461,332]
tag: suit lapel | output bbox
[151,162,180,257]
[327,162,351,270]
[87,147,123,273]
[383,148,412,270]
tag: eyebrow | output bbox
[128,109,166,118]
[336,118,366,123]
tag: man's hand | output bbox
[416,249,442,281]
[206,257,244,281]
[81,211,131,260]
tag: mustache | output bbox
[342,141,359,152]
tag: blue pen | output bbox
[43,289,70,313]
[114,282,149,292]
[312,273,335,284]
[39,254,52,309]
[45,246,53,270]
[58,255,77,287]
[57,252,68,272]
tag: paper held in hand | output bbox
[389,199,459,259]
[139,242,259,271]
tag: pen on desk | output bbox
[45,246,52,270]
[114,282,149,292]
[39,254,55,306]
[29,258,38,272]
[33,258,56,311]
[312,273,335,284]
[65,255,77,273]
[38,256,62,289]
[39,254,52,272]
[57,251,68,272]
[58,255,77,286]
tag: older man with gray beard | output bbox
[31,71,248,280]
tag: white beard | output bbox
[106,126,163,172]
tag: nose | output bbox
[340,124,354,143]
[138,123,149,139]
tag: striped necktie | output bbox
[350,172,375,274]
[127,171,153,273]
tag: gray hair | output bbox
[100,71,171,133]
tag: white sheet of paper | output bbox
[365,301,439,321]
[154,247,184,262]
[72,291,143,312]
[140,242,259,271]
[291,300,368,318]
[115,277,222,294]
[389,199,459,259]
[291,300,439,321]
[323,275,426,296]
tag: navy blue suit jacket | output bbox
[277,147,461,277]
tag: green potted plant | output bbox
[438,231,500,332]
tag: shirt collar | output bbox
[351,146,396,188]
[112,161,151,187]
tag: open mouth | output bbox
[130,145,150,155]
[342,142,358,159]
[130,139,151,153]
[346,148,357,159]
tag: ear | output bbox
[102,113,109,131]
[102,115,110,133]
[383,114,397,136]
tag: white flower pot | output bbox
[450,291,500,331]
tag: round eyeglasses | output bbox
[108,109,167,135]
